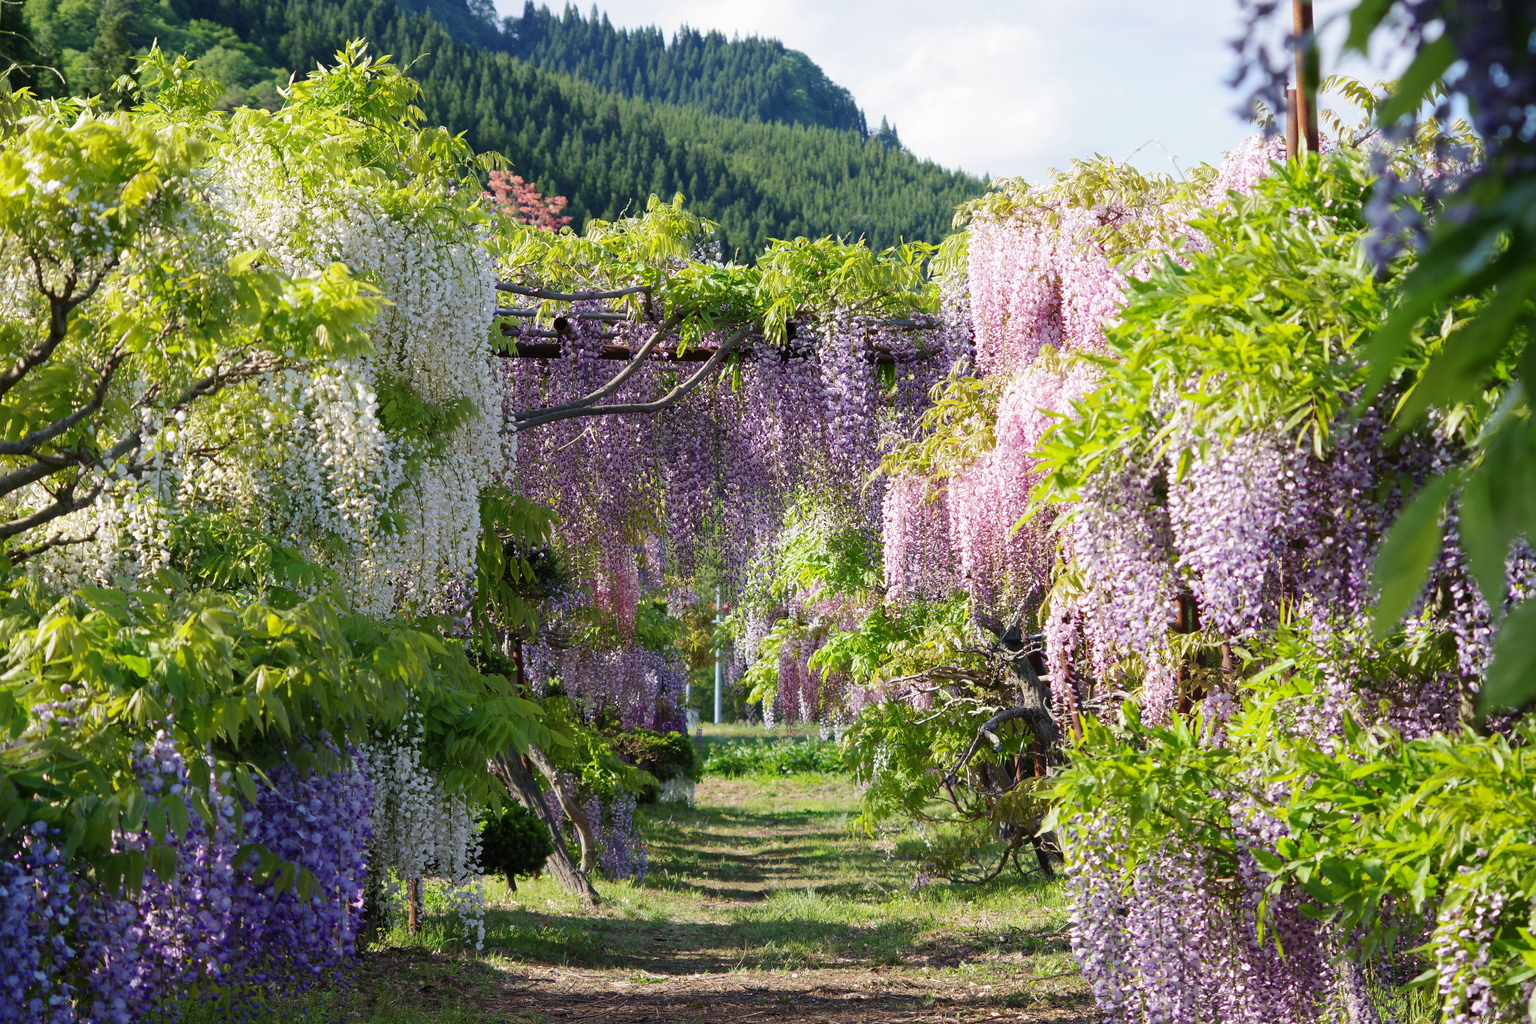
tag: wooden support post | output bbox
[407,876,422,934]
[1174,594,1202,716]
[1173,594,1199,635]
[511,634,526,692]
[1293,0,1319,154]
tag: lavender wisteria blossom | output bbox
[903,124,1519,1021]
[504,299,947,725]
[0,736,373,1023]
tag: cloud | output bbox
[857,19,1068,178]
[494,0,1412,182]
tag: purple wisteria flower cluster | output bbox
[530,643,688,734]
[504,296,948,724]
[943,133,1509,1021]
[582,794,648,882]
[1431,872,1529,1024]
[0,823,139,1024]
[0,734,373,1024]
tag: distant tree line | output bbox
[9,0,986,255]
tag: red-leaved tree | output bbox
[485,170,573,232]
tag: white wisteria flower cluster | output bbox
[207,154,503,614]
[27,399,195,592]
[363,713,486,949]
[21,137,503,616]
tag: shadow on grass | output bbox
[490,982,1103,1024]
[637,806,904,901]
[174,948,510,1024]
[481,905,930,972]
[179,940,1100,1024]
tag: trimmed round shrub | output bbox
[478,804,554,891]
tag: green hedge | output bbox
[702,737,847,778]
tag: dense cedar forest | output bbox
[8,0,984,255]
[491,2,869,134]
[399,0,870,135]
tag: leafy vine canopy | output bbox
[0,43,558,907]
[0,44,515,618]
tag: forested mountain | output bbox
[10,0,985,255]
[363,0,867,135]
[492,3,867,134]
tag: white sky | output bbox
[493,1,1405,183]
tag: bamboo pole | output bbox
[713,586,723,726]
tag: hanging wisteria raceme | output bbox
[1430,877,1527,1024]
[1065,794,1345,1024]
[363,715,486,949]
[935,264,977,374]
[1059,406,1470,729]
[130,734,374,1008]
[504,303,945,591]
[115,734,244,1006]
[29,127,505,620]
[1015,126,1536,1022]
[218,165,503,616]
[503,311,666,609]
[0,822,140,1024]
[1166,432,1298,639]
[583,794,648,882]
[529,643,688,735]
[881,475,956,605]
[774,631,821,725]
[967,211,1068,377]
[818,312,881,479]
[1058,458,1177,672]
[956,362,1099,614]
[0,732,373,1023]
[499,284,949,740]
[753,591,864,726]
[1037,141,1396,709]
[964,170,1198,380]
[231,750,375,986]
[790,657,852,727]
[659,379,723,580]
[880,164,1201,624]
[873,275,976,614]
[720,350,835,570]
[589,544,642,634]
[639,315,960,726]
[1205,133,1288,201]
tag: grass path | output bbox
[352,774,1098,1024]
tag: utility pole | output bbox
[713,586,723,725]
[1287,0,1320,159]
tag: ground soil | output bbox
[481,962,1091,1023]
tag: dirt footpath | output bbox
[490,963,1098,1023]
[361,775,1098,1024]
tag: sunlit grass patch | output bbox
[331,770,1089,1021]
